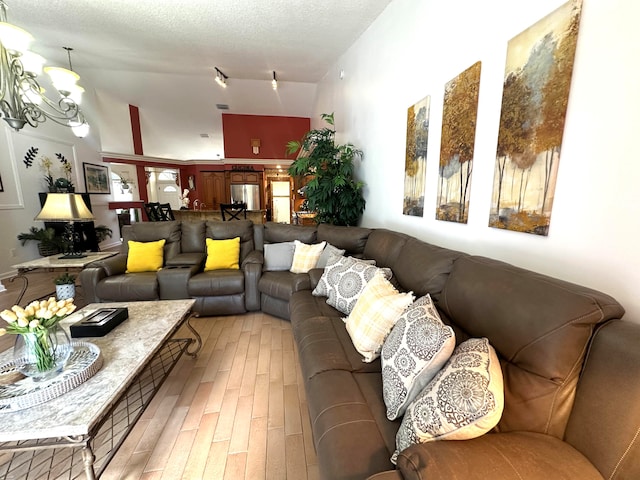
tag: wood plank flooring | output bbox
[0,273,319,479]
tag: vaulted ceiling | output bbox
[7,1,392,160]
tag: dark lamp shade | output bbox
[34,193,95,222]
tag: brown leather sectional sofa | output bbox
[80,221,640,479]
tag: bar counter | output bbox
[172,209,266,224]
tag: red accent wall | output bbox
[129,105,143,155]
[222,114,310,159]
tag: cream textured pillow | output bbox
[290,240,326,274]
[345,271,415,362]
[392,337,504,464]
[382,294,455,420]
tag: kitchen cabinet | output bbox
[228,171,261,184]
[202,172,226,210]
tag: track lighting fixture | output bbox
[272,71,278,90]
[215,67,227,88]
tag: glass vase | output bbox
[13,324,72,381]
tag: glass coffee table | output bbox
[0,299,201,480]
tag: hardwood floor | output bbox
[0,273,319,479]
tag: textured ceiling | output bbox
[4,0,393,160]
[7,0,392,82]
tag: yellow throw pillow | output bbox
[126,239,166,272]
[204,237,240,271]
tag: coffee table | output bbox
[0,299,201,480]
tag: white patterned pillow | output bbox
[312,254,388,316]
[392,337,504,464]
[381,294,455,420]
[345,271,415,362]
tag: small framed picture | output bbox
[188,175,195,190]
[83,163,111,194]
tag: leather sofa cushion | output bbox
[206,220,254,262]
[362,229,410,267]
[122,221,181,261]
[263,222,317,244]
[396,431,603,480]
[95,272,158,301]
[258,271,310,300]
[439,255,625,438]
[188,270,244,296]
[390,237,465,301]
[180,220,206,253]
[305,369,399,480]
[317,223,371,255]
[292,314,382,381]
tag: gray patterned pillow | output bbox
[315,243,346,269]
[381,294,455,420]
[392,337,504,464]
[312,254,391,315]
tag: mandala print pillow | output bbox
[312,254,389,315]
[392,337,504,464]
[381,294,455,420]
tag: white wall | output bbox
[314,0,640,322]
[0,102,120,281]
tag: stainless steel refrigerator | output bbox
[230,184,260,210]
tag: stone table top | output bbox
[11,251,116,271]
[0,299,195,442]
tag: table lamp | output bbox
[34,193,95,258]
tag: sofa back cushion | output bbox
[180,220,206,253]
[261,222,317,246]
[206,220,254,263]
[439,255,625,439]
[317,223,371,256]
[362,229,410,267]
[391,238,465,303]
[121,221,181,263]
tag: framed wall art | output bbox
[403,95,430,217]
[489,0,582,235]
[437,61,481,224]
[83,163,111,194]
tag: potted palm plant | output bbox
[17,227,66,257]
[286,113,366,226]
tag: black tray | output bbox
[70,307,128,337]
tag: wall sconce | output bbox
[215,67,228,88]
[272,71,278,90]
[251,138,261,155]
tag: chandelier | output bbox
[0,1,89,137]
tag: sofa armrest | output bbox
[78,267,107,304]
[157,265,200,299]
[308,268,324,290]
[242,249,264,267]
[395,432,602,480]
[88,254,128,276]
[244,261,262,311]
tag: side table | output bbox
[9,252,116,305]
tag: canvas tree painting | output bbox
[489,0,582,235]
[437,61,481,223]
[403,95,430,217]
